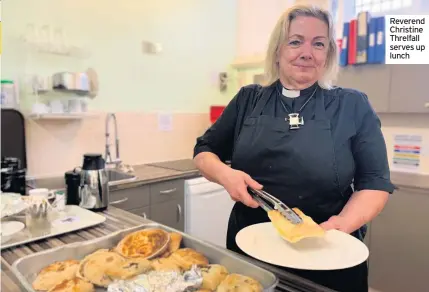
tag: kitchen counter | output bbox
[32,158,429,193]
[1,206,334,292]
[390,171,429,190]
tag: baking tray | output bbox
[12,222,279,291]
[1,205,106,250]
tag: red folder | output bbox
[348,19,357,65]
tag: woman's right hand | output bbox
[218,168,262,208]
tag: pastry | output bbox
[32,260,80,291]
[216,274,263,292]
[104,257,152,280]
[77,249,124,287]
[115,228,170,259]
[161,232,183,257]
[170,248,209,270]
[47,277,94,292]
[151,257,182,272]
[268,208,325,243]
[200,264,229,290]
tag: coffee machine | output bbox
[1,156,26,195]
[78,153,109,211]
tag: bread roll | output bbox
[268,208,325,243]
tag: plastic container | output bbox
[1,80,18,108]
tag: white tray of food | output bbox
[1,205,106,250]
[12,223,278,292]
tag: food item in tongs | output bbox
[248,187,325,243]
[268,208,325,243]
[47,277,94,292]
[115,228,170,259]
[32,260,80,291]
[216,274,263,292]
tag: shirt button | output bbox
[299,195,303,199]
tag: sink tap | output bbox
[105,113,121,167]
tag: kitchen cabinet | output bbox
[335,65,391,113]
[149,179,185,231]
[389,65,429,113]
[368,187,429,292]
[108,179,185,231]
[109,185,150,211]
[335,64,429,114]
[150,199,184,231]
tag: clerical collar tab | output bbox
[282,87,300,98]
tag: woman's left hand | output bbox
[320,215,353,234]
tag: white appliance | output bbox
[184,177,235,248]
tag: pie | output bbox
[268,208,325,243]
[115,228,170,259]
[47,277,94,292]
[200,264,229,290]
[77,249,152,287]
[151,257,182,272]
[169,248,209,270]
[216,274,263,292]
[32,260,80,291]
[77,249,124,287]
[161,232,182,257]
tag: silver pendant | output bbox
[288,113,304,129]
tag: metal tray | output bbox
[12,223,278,291]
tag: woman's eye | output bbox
[314,42,325,47]
[289,40,301,46]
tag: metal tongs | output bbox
[247,187,303,224]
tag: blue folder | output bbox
[339,22,349,67]
[375,16,386,64]
[367,17,377,63]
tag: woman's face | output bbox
[278,16,329,88]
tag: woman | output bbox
[193,4,394,292]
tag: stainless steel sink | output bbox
[106,169,137,186]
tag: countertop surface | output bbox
[1,206,333,292]
[33,158,429,192]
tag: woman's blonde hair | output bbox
[264,4,339,89]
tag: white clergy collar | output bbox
[282,87,300,98]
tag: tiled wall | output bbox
[26,112,210,177]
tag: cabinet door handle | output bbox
[110,197,129,205]
[176,204,182,222]
[160,188,176,194]
[142,212,147,219]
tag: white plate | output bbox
[1,221,25,243]
[236,222,369,271]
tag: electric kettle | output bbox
[79,153,109,210]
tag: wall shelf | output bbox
[28,112,97,120]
